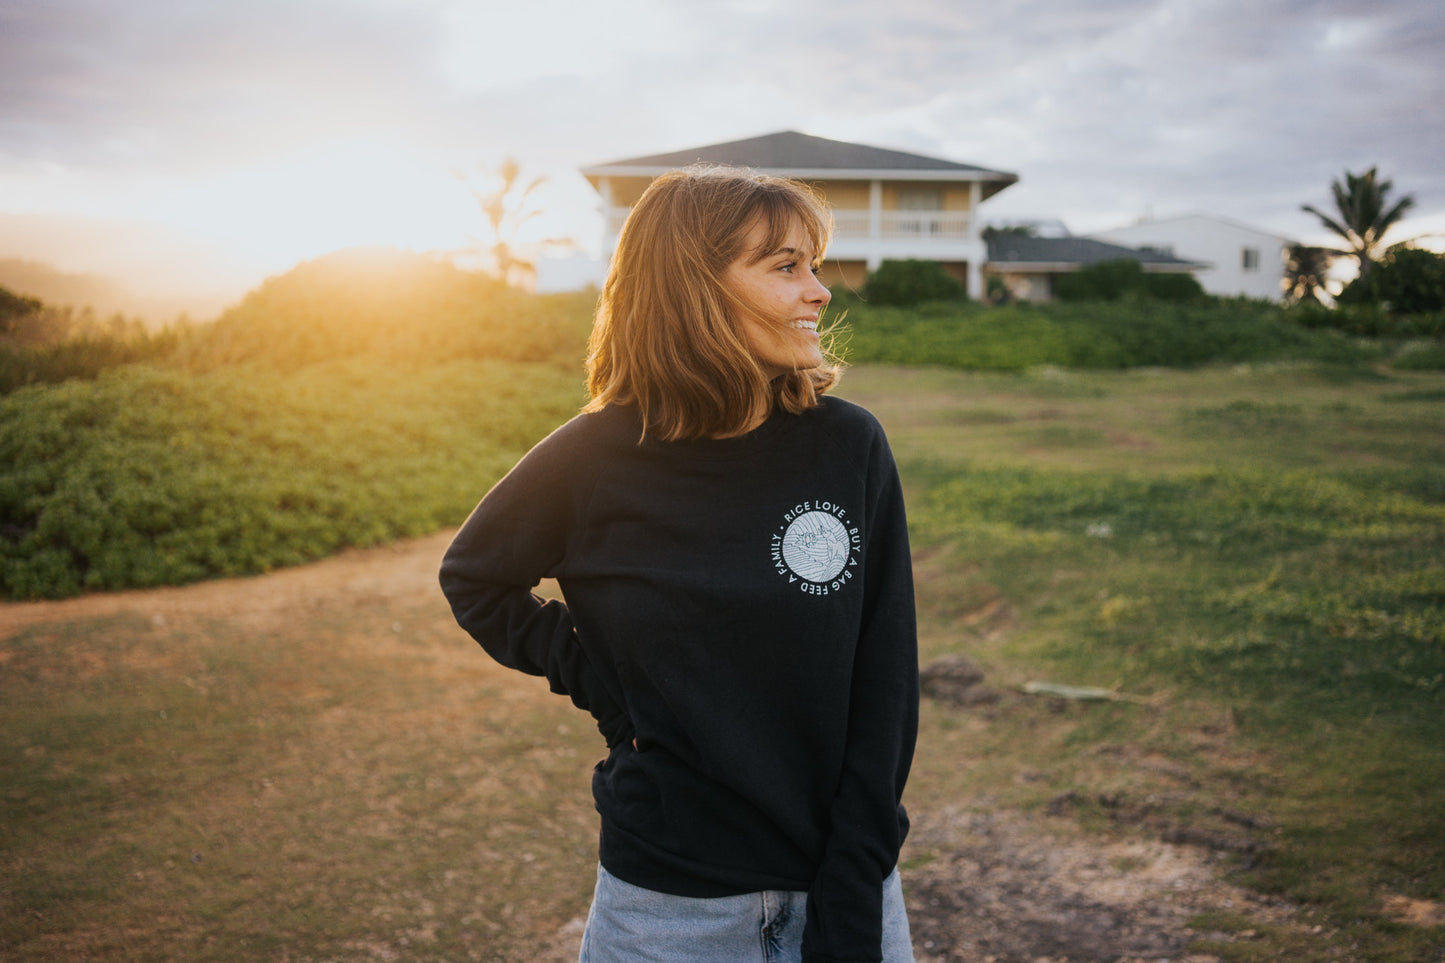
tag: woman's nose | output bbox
[807,273,831,304]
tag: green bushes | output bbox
[0,287,43,332]
[1053,258,1206,302]
[0,285,182,394]
[0,359,582,599]
[0,248,601,599]
[1337,246,1445,315]
[1283,248,1445,344]
[1284,298,1445,339]
[837,297,1369,371]
[860,259,965,306]
[0,330,184,394]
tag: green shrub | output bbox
[1054,258,1205,303]
[1,286,184,393]
[1288,301,1445,339]
[0,286,43,334]
[1139,270,1207,302]
[0,359,581,599]
[0,329,184,394]
[1280,299,1337,329]
[1338,247,1445,315]
[0,249,607,598]
[838,297,1370,370]
[1053,259,1140,301]
[861,260,966,306]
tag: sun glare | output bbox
[149,141,481,273]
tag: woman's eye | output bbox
[778,262,796,273]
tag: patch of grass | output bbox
[1392,341,1445,370]
[841,363,1445,962]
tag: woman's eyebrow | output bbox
[747,244,802,265]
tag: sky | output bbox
[2,0,1443,306]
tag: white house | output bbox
[1087,214,1296,302]
[580,131,1018,299]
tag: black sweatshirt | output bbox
[439,396,918,963]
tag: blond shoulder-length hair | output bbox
[584,165,840,441]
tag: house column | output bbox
[966,180,983,299]
[967,259,983,300]
[867,179,882,271]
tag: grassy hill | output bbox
[2,248,593,598]
[173,247,592,372]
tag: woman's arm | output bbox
[802,432,919,963]
[438,418,633,749]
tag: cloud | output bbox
[1,0,1442,283]
[0,0,449,169]
[765,0,1445,234]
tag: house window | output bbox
[897,187,943,235]
[898,187,943,210]
[1242,247,1260,272]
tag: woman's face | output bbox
[722,218,832,379]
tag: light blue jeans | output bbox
[578,864,914,963]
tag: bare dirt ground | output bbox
[902,807,1299,963]
[2,532,1319,963]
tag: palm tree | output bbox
[456,158,573,288]
[1302,167,1415,279]
[1283,244,1335,304]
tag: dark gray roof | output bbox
[582,130,1017,196]
[986,234,1205,270]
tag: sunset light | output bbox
[0,1,1439,310]
[3,5,1444,962]
[151,141,479,271]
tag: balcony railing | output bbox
[606,208,976,242]
[833,210,973,240]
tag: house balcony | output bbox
[601,206,985,281]
[826,209,983,266]
[831,209,972,240]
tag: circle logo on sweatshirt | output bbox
[770,500,861,595]
[783,511,849,582]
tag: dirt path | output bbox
[2,532,1308,963]
[0,531,457,643]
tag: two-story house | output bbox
[580,130,1018,299]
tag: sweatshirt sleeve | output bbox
[802,428,919,963]
[438,417,633,749]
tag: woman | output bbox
[439,166,918,963]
